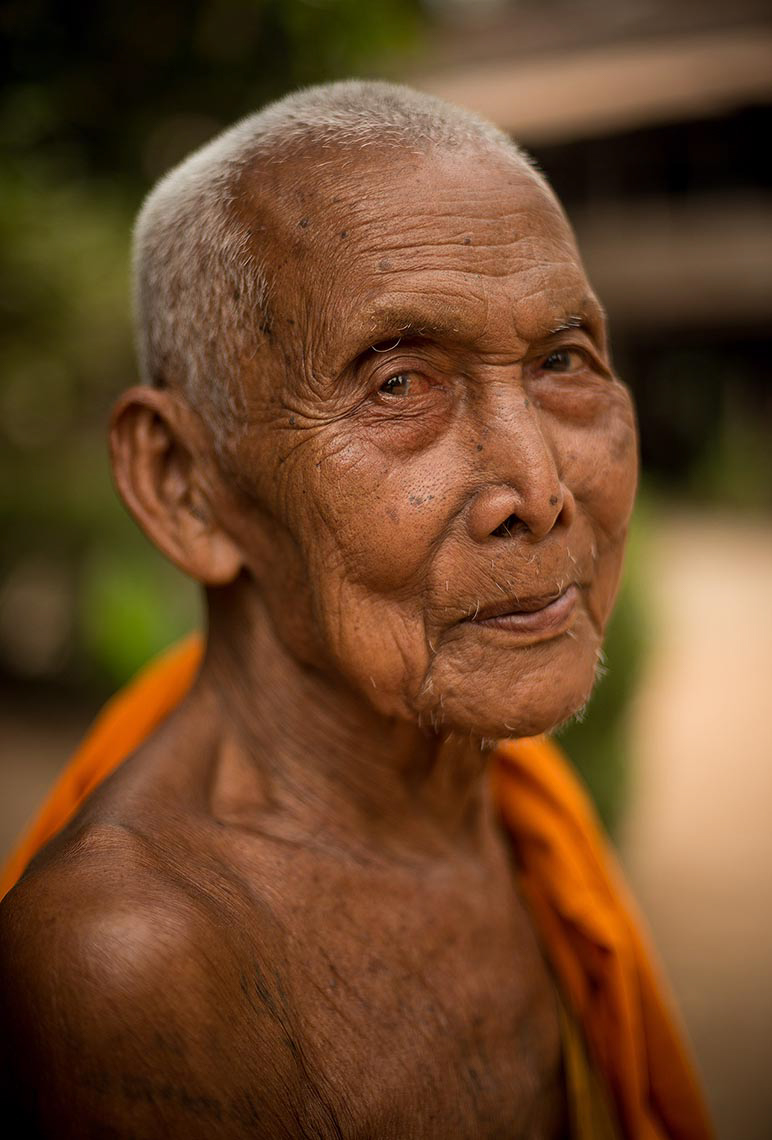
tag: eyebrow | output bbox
[341,315,468,373]
[549,314,584,335]
[364,315,466,351]
[338,294,607,373]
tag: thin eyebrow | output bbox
[342,296,608,372]
[370,335,404,353]
[548,314,584,335]
[363,319,461,352]
[546,297,608,345]
[347,321,461,371]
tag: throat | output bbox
[198,613,500,862]
[211,705,501,862]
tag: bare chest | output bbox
[229,853,567,1139]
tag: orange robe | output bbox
[0,635,713,1140]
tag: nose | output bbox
[465,405,575,543]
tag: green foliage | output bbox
[79,538,199,689]
[2,0,423,187]
[0,0,424,692]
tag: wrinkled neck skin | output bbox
[194,582,504,867]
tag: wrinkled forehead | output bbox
[237,141,591,376]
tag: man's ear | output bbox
[109,387,244,586]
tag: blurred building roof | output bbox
[421,0,771,67]
[410,1,772,330]
[414,13,772,144]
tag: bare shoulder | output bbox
[0,824,299,1139]
[0,821,235,995]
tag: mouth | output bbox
[467,584,580,639]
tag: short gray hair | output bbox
[133,80,533,443]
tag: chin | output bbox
[423,632,603,742]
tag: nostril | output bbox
[492,513,522,539]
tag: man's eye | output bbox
[380,372,414,396]
[541,348,586,373]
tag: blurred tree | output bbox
[0,0,424,693]
[1,0,423,185]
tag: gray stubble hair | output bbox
[132,79,533,446]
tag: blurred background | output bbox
[1,1,770,1135]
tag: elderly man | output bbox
[0,82,712,1139]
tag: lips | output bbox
[470,587,572,622]
[467,583,580,637]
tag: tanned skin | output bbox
[0,142,638,1138]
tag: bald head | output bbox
[132,80,541,444]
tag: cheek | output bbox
[301,437,459,594]
[264,436,466,714]
[555,395,638,535]
[542,396,637,634]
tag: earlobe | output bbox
[109,387,243,586]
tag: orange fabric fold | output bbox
[0,636,713,1140]
[492,738,713,1140]
[0,635,202,901]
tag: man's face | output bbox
[223,144,638,739]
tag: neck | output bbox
[196,588,502,863]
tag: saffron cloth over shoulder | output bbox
[0,635,713,1140]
